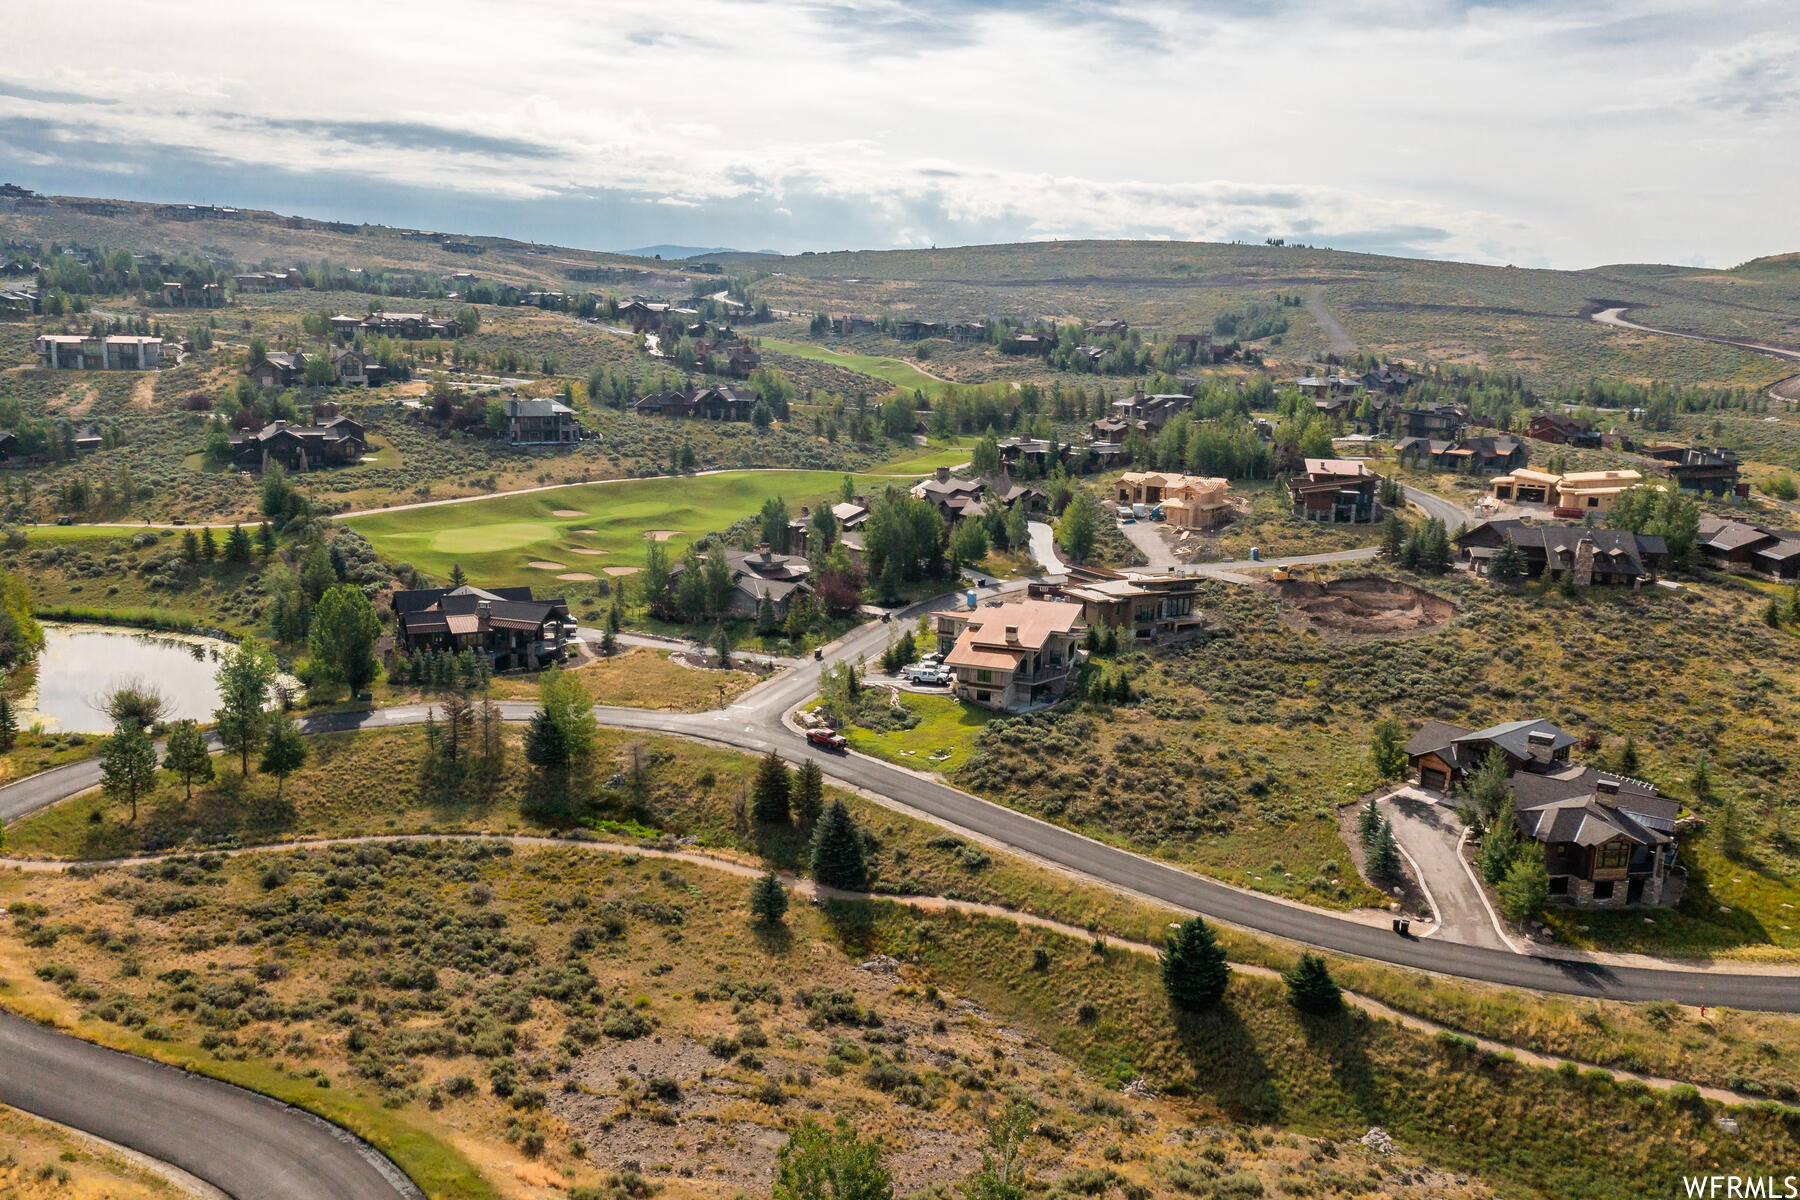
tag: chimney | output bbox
[936,467,951,483]
[1004,624,1019,644]
[1595,778,1620,807]
[476,599,491,625]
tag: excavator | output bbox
[1270,563,1325,584]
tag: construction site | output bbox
[1272,572,1460,637]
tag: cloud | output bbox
[249,118,562,160]
[0,78,116,106]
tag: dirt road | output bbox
[1307,285,1357,355]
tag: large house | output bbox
[330,311,461,340]
[1404,717,1576,791]
[1394,435,1526,474]
[1526,413,1601,446]
[1509,767,1681,907]
[329,346,386,387]
[249,351,307,389]
[1696,516,1800,579]
[1115,472,1232,529]
[1457,519,1665,584]
[1398,404,1465,439]
[669,546,813,618]
[501,398,583,446]
[391,585,572,671]
[36,334,163,370]
[1487,467,1641,514]
[230,416,367,472]
[629,385,758,421]
[1287,458,1381,523]
[934,597,1086,712]
[1054,566,1206,644]
[1648,446,1741,496]
[1110,391,1192,433]
[160,281,224,307]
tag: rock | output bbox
[1716,1116,1740,1135]
[858,954,902,974]
[1358,1127,1394,1155]
[1122,1077,1157,1100]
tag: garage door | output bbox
[1420,767,1448,792]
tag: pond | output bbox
[24,624,239,733]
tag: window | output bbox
[1548,876,1569,895]
[975,690,990,704]
[1596,842,1628,871]
[1587,496,1599,508]
[975,669,992,683]
[1592,881,1615,901]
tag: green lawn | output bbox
[345,468,889,587]
[761,337,952,395]
[841,692,992,773]
[867,437,973,474]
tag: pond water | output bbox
[25,624,237,733]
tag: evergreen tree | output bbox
[1490,536,1526,585]
[181,529,200,565]
[309,583,381,695]
[1357,795,1382,845]
[200,526,218,563]
[1468,748,1510,830]
[1477,796,1523,884]
[225,523,252,563]
[713,622,734,666]
[753,749,793,823]
[1765,597,1783,628]
[1055,489,1101,563]
[794,759,825,824]
[161,718,214,801]
[1618,735,1640,776]
[1690,752,1714,804]
[1369,718,1406,780]
[810,799,868,890]
[1283,952,1342,1015]
[1159,916,1231,1013]
[1368,817,1402,879]
[449,562,467,588]
[0,694,16,752]
[750,869,789,925]
[1496,849,1550,924]
[1380,513,1407,562]
[757,590,779,637]
[100,720,157,823]
[259,712,308,800]
[257,520,275,558]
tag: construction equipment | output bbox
[1271,563,1324,584]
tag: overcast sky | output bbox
[2,0,1794,269]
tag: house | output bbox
[1398,404,1465,439]
[669,546,813,618]
[1004,332,1056,355]
[36,335,163,370]
[996,436,1055,472]
[0,430,16,462]
[502,398,583,446]
[1395,435,1525,474]
[161,281,224,307]
[229,416,367,472]
[895,320,943,341]
[232,270,300,293]
[391,585,572,671]
[1361,367,1412,393]
[1111,391,1192,432]
[1659,447,1741,496]
[1115,472,1231,529]
[1055,565,1205,644]
[1526,413,1600,446]
[328,314,365,338]
[628,385,759,421]
[1487,468,1640,514]
[1509,768,1681,907]
[1696,516,1800,579]
[934,597,1086,711]
[784,501,870,559]
[328,346,385,387]
[1090,416,1131,442]
[631,390,699,418]
[359,311,461,340]
[1457,519,1665,584]
[724,344,761,377]
[248,351,307,389]
[1086,319,1128,338]
[912,468,990,521]
[1287,458,1381,523]
[978,474,1050,515]
[951,321,988,342]
[1403,717,1576,791]
[1289,375,1360,399]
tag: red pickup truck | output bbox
[806,728,848,751]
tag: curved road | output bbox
[0,1011,422,1199]
[1592,306,1800,364]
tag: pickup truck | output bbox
[806,728,848,751]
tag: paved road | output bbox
[1401,484,1474,529]
[0,1012,422,1200]
[1593,307,1800,364]
[1380,791,1511,951]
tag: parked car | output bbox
[54,515,71,525]
[906,665,950,686]
[806,728,848,751]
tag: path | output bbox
[0,1012,422,1200]
[1592,307,1800,364]
[1306,284,1357,356]
[1379,790,1511,951]
[1025,520,1065,574]
[1402,484,1475,529]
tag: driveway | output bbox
[1378,789,1512,951]
[1116,517,1177,567]
[1026,520,1066,573]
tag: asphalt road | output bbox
[0,1011,423,1200]
[1401,483,1474,529]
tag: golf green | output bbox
[429,521,559,554]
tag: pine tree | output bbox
[752,749,792,823]
[1690,752,1714,804]
[449,563,467,588]
[161,718,214,800]
[1283,953,1342,1015]
[810,799,868,890]
[1618,735,1640,776]
[257,520,275,558]
[1369,718,1405,780]
[0,694,16,752]
[181,529,200,565]
[1380,513,1407,562]
[1368,818,1402,879]
[1469,747,1510,829]
[1357,796,1382,845]
[1490,536,1526,585]
[100,721,157,824]
[200,526,218,563]
[750,870,789,925]
[1159,916,1231,1013]
[259,712,307,800]
[1477,797,1522,884]
[793,759,825,824]
[225,523,252,563]
[757,590,779,637]
[1496,850,1550,924]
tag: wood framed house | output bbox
[1457,519,1664,584]
[1509,768,1682,907]
[1403,718,1575,792]
[1287,458,1381,523]
[501,398,583,445]
[229,416,367,472]
[391,585,572,671]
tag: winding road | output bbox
[1592,307,1800,364]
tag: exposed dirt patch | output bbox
[644,530,680,541]
[1772,373,1800,403]
[527,560,567,570]
[1277,575,1457,637]
[551,508,585,517]
[130,373,157,409]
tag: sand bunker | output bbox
[569,548,609,556]
[551,509,585,517]
[574,528,600,534]
[603,566,640,577]
[644,530,680,541]
[557,572,597,582]
[1278,575,1458,636]
[527,560,568,570]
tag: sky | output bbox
[1,0,1795,270]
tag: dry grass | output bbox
[0,1107,184,1198]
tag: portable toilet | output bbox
[1249,546,1260,561]
[965,590,978,609]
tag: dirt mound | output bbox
[1278,576,1457,636]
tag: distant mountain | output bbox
[617,244,782,261]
